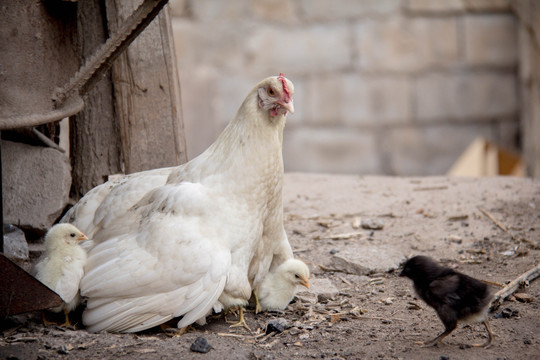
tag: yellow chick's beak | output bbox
[300,277,310,289]
[78,234,89,241]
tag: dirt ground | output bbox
[1,174,539,360]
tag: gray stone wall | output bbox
[170,0,519,175]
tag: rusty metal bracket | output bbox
[0,256,63,317]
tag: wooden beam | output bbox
[105,0,187,174]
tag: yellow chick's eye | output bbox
[267,87,275,97]
[70,233,76,237]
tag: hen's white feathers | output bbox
[34,224,89,313]
[62,75,296,332]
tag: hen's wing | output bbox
[80,182,232,333]
[62,167,174,239]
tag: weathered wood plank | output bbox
[72,0,122,198]
[105,0,187,174]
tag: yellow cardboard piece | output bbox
[447,137,524,177]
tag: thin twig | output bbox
[480,279,506,288]
[217,332,250,338]
[491,263,540,309]
[327,232,364,240]
[478,207,507,232]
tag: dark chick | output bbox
[400,255,494,348]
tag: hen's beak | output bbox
[300,276,310,289]
[279,99,294,114]
[78,234,89,241]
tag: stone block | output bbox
[191,0,250,22]
[464,14,517,66]
[246,24,351,74]
[298,277,340,303]
[283,127,381,174]
[298,0,400,20]
[172,19,246,73]
[462,0,512,11]
[415,72,517,121]
[2,140,71,231]
[302,74,411,126]
[250,0,298,23]
[329,245,406,275]
[356,17,459,72]
[405,0,465,13]
[380,123,496,175]
[3,224,29,261]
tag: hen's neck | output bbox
[173,91,286,194]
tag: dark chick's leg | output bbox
[472,320,493,348]
[420,320,456,348]
[421,328,455,347]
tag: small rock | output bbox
[448,234,462,244]
[265,320,285,334]
[382,297,394,305]
[329,249,339,255]
[57,344,73,355]
[295,292,318,304]
[307,278,339,302]
[3,224,29,261]
[190,337,212,353]
[494,307,519,319]
[361,218,384,230]
[351,217,361,229]
[440,356,450,360]
[524,338,532,345]
[514,293,534,303]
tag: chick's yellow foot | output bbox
[227,307,251,331]
[42,310,75,329]
[160,323,190,337]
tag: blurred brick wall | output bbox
[170,0,519,176]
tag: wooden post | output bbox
[72,0,122,198]
[105,0,187,174]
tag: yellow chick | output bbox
[254,259,310,313]
[34,223,89,327]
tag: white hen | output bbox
[34,223,89,326]
[254,258,310,313]
[62,74,296,333]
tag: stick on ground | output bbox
[491,263,540,310]
[478,207,507,232]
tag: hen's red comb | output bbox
[278,73,291,102]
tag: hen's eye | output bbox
[267,87,275,96]
[294,274,300,278]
